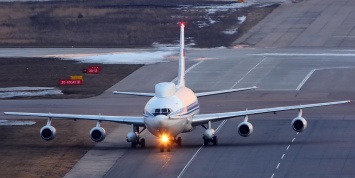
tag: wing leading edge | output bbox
[195,86,257,97]
[192,100,350,126]
[4,112,145,127]
[113,86,257,98]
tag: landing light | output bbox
[160,134,169,143]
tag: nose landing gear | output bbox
[159,136,182,152]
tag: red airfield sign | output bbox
[59,79,83,85]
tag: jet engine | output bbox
[126,132,138,142]
[238,121,253,137]
[90,127,106,142]
[40,125,56,141]
[291,116,307,132]
[203,129,215,140]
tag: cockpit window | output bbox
[153,108,172,116]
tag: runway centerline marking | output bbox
[271,133,299,178]
[177,120,227,178]
[230,57,266,89]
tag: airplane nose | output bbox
[154,115,169,128]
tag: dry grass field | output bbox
[0,57,142,99]
[0,0,278,48]
[0,57,141,178]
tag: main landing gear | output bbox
[131,138,146,148]
[202,121,218,146]
[127,125,146,148]
[203,135,218,146]
[159,136,182,152]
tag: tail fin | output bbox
[177,22,185,88]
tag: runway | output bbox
[100,48,355,178]
[2,47,355,178]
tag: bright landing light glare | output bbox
[160,134,169,143]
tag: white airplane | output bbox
[4,23,350,152]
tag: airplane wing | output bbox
[113,91,155,97]
[192,100,350,126]
[4,112,145,127]
[195,86,257,97]
[113,86,257,98]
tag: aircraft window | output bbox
[152,108,172,116]
[153,109,161,116]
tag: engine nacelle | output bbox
[40,125,56,141]
[238,121,253,137]
[203,129,215,140]
[291,116,307,132]
[126,132,138,142]
[90,127,106,142]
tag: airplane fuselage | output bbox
[143,82,199,137]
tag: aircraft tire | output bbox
[203,138,209,146]
[131,141,137,148]
[177,137,182,146]
[140,138,146,148]
[212,136,218,146]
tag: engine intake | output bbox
[238,121,253,137]
[90,127,106,142]
[291,117,307,132]
[40,125,56,141]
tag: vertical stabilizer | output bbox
[177,23,185,88]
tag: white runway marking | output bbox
[271,132,299,178]
[230,57,267,89]
[171,61,204,83]
[296,66,355,90]
[250,53,355,57]
[177,146,204,178]
[177,120,227,178]
[178,58,264,178]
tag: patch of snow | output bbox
[152,40,196,49]
[0,120,36,126]
[0,87,62,99]
[198,2,255,15]
[197,21,209,28]
[209,19,217,24]
[222,28,238,35]
[238,16,246,24]
[255,3,280,8]
[56,51,177,64]
[0,87,57,92]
